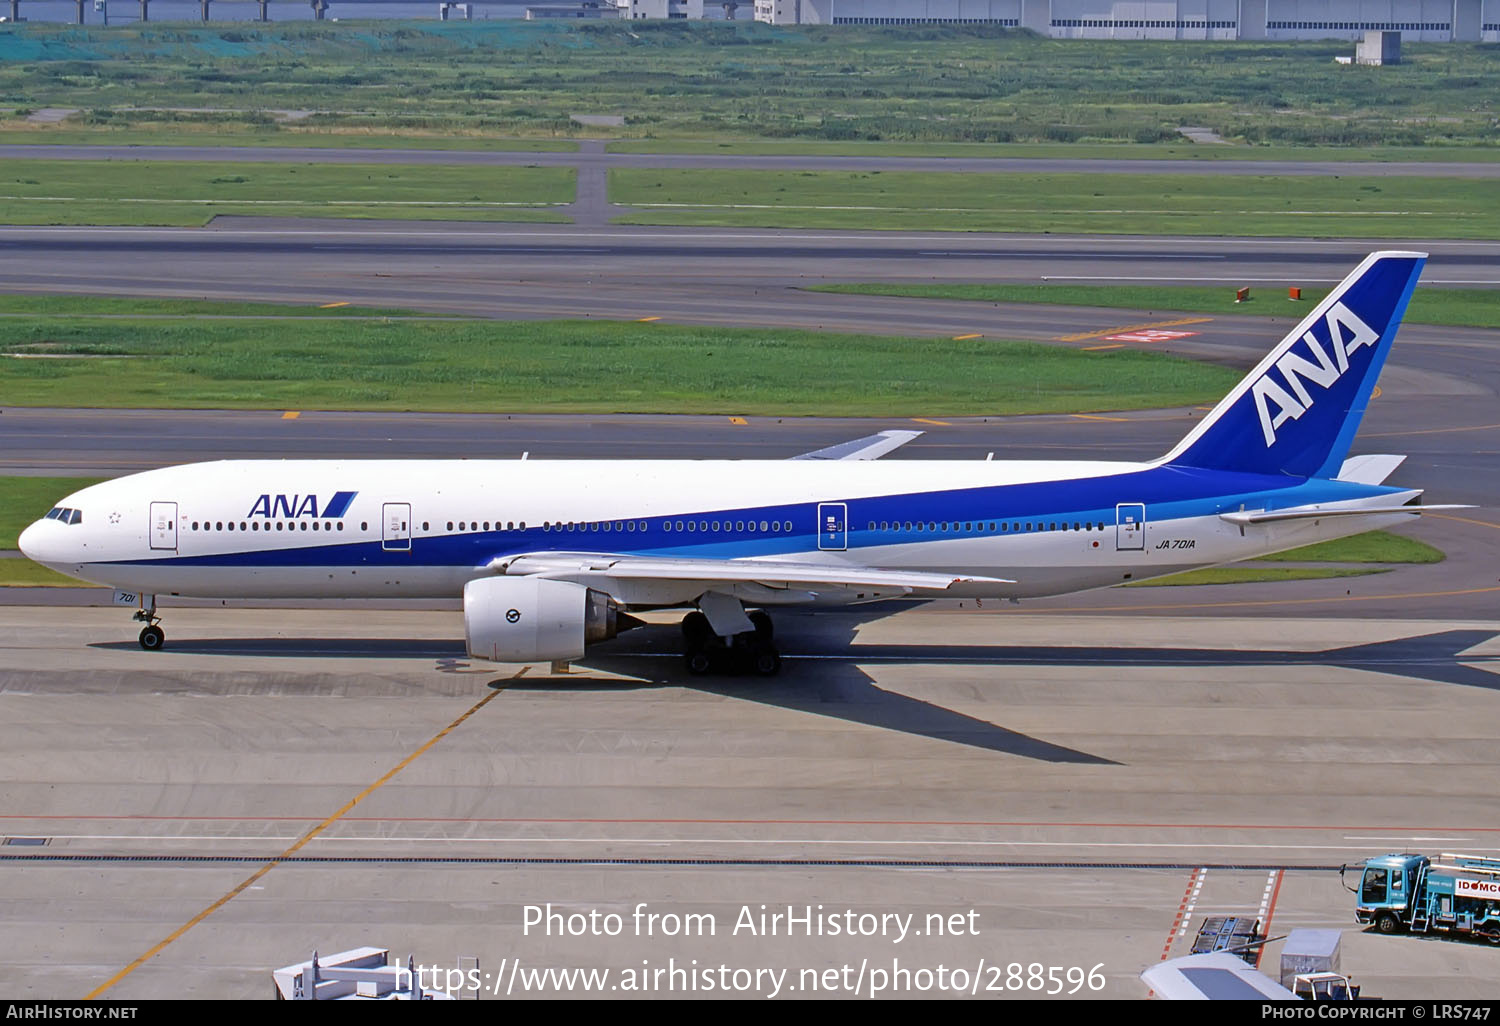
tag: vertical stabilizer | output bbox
[1158,251,1425,479]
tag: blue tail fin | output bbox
[1159,251,1426,479]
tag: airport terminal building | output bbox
[750,0,1499,41]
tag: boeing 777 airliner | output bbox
[19,251,1461,675]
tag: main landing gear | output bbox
[681,605,781,677]
[133,597,165,651]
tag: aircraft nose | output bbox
[18,520,56,563]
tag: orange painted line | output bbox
[1056,317,1212,343]
[728,416,747,425]
[1255,870,1286,970]
[280,411,300,420]
[912,418,951,427]
[636,316,661,323]
[85,682,510,999]
[1159,868,1203,962]
[1364,421,1500,439]
[318,301,350,309]
[1071,413,1130,422]
[1081,344,1124,352]
[1371,385,1383,399]
[1427,513,1500,531]
[951,333,983,341]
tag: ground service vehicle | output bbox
[1348,853,1500,942]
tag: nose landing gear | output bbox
[132,596,164,651]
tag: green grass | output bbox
[611,169,1499,238]
[0,295,450,318]
[0,23,1497,148]
[1131,528,1442,586]
[806,284,1500,331]
[609,140,1500,162]
[1130,566,1390,586]
[0,558,101,588]
[1256,530,1444,564]
[0,127,582,151]
[0,315,1241,416]
[0,159,574,226]
[0,475,105,549]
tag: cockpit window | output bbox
[44,507,83,525]
[45,508,63,520]
[66,509,82,525]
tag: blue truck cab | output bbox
[1352,852,1500,942]
[1354,854,1426,933]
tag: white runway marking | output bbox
[1178,869,1206,938]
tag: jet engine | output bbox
[464,577,636,663]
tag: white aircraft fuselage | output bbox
[21,456,1417,605]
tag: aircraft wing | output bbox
[792,429,923,461]
[489,551,1011,591]
[1140,953,1296,1000]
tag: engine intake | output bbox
[464,576,634,663]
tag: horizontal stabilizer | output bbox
[1337,454,1406,485]
[793,429,923,461]
[1220,503,1471,526]
[491,551,1011,591]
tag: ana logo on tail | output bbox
[1251,301,1378,448]
[1158,251,1423,480]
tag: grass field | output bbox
[0,475,105,549]
[0,313,1242,416]
[1258,530,1444,564]
[1130,566,1391,586]
[0,559,96,588]
[0,127,583,151]
[807,284,1500,331]
[1134,529,1441,585]
[0,295,447,318]
[0,159,574,226]
[610,169,1498,237]
[608,140,1500,162]
[0,23,1496,149]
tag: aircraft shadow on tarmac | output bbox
[90,624,1500,764]
[572,623,1500,763]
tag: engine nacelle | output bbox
[464,576,627,663]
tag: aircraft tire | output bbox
[751,646,781,677]
[685,649,713,676]
[138,625,165,651]
[749,610,774,641]
[681,611,712,643]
